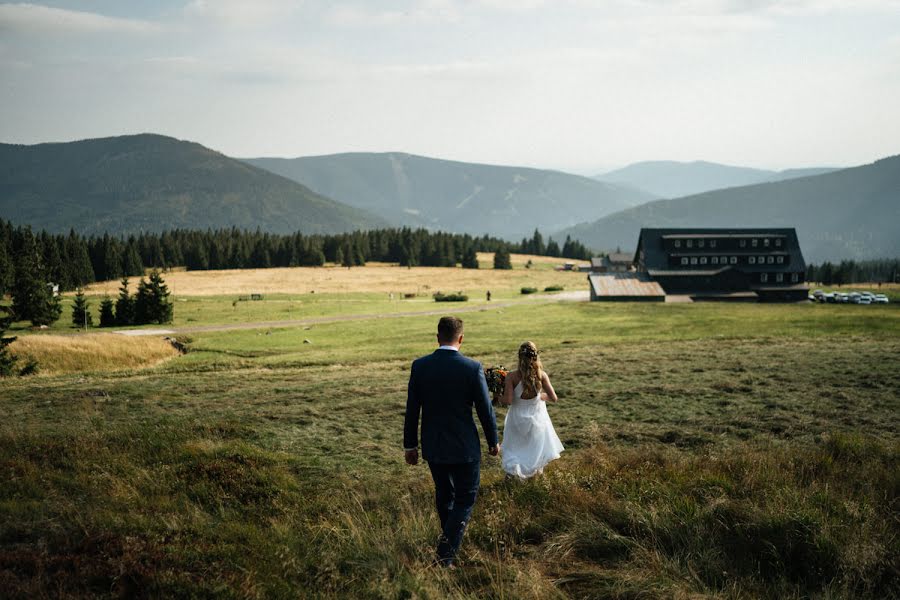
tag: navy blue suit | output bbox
[404,348,498,565]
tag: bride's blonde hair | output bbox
[518,341,543,398]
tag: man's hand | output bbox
[405,449,419,465]
[488,445,500,457]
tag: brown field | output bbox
[82,253,589,296]
[9,333,181,375]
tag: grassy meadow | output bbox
[1,259,899,598]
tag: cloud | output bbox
[0,3,161,35]
[328,0,462,27]
[183,0,304,27]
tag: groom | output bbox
[404,316,499,567]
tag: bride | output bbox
[500,341,564,478]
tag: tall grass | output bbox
[10,333,179,374]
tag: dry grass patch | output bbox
[82,254,589,296]
[10,333,180,375]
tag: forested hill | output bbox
[0,134,386,235]
[243,152,655,239]
[558,154,900,263]
[596,160,838,198]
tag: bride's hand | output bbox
[540,392,548,402]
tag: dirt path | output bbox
[115,291,589,336]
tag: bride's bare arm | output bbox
[540,372,558,403]
[501,371,517,405]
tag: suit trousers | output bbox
[427,460,480,565]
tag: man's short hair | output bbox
[437,316,464,344]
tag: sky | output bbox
[1,0,899,174]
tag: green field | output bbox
[2,294,899,598]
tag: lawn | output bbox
[1,287,898,597]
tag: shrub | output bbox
[520,287,538,294]
[433,292,468,302]
[544,285,564,292]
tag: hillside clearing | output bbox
[9,333,180,375]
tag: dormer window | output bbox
[776,273,784,282]
[775,239,782,247]
[767,256,774,264]
[698,240,705,248]
[674,240,681,248]
[700,257,707,265]
[730,257,737,264]
[711,257,719,265]
[777,256,784,264]
[752,239,758,247]
[681,257,688,265]
[764,239,770,247]
[749,256,756,264]
[690,257,698,265]
[686,239,693,248]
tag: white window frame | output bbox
[681,257,688,265]
[752,239,758,247]
[775,239,782,247]
[776,273,784,282]
[710,240,717,248]
[700,257,707,265]
[740,239,747,248]
[767,256,775,264]
[687,239,693,248]
[777,256,784,264]
[761,273,768,283]
[690,257,698,265]
[749,256,756,264]
[791,273,799,282]
[711,257,719,265]
[730,256,737,264]
[674,240,681,248]
[764,239,770,247]
[698,240,705,248]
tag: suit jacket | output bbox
[404,349,498,464]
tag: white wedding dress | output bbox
[501,381,564,478]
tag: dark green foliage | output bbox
[807,258,900,284]
[544,285,564,292]
[11,230,62,326]
[136,270,173,325]
[520,287,538,294]
[99,297,116,328]
[545,237,561,257]
[115,278,134,326]
[493,246,512,270]
[433,292,468,302]
[0,306,17,376]
[71,289,93,329]
[460,246,479,269]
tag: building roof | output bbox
[588,272,666,298]
[606,252,633,264]
[636,227,806,273]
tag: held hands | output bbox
[488,445,500,456]
[540,392,549,402]
[405,449,418,465]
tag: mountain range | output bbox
[560,155,900,263]
[244,153,654,239]
[0,134,386,236]
[596,160,837,198]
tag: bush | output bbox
[434,292,468,302]
[544,285,564,292]
[521,287,538,294]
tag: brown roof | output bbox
[588,272,665,297]
[607,253,633,264]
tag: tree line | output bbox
[806,259,900,286]
[0,221,593,297]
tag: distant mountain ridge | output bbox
[560,155,900,263]
[244,152,655,239]
[597,160,838,198]
[0,134,386,236]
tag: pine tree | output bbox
[141,270,173,324]
[12,231,62,326]
[461,246,479,269]
[0,306,18,377]
[493,246,512,270]
[99,297,116,327]
[334,246,345,266]
[115,277,134,326]
[545,238,561,257]
[341,242,354,268]
[71,288,93,329]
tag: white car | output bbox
[857,296,872,305]
[873,294,889,304]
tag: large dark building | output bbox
[634,228,809,302]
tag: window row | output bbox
[672,237,784,249]
[680,256,737,266]
[749,256,785,265]
[760,272,801,283]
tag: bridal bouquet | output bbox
[484,366,508,406]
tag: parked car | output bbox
[838,293,850,303]
[848,292,862,304]
[824,292,838,303]
[812,289,825,300]
[874,294,889,304]
[861,291,876,300]
[858,296,872,305]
